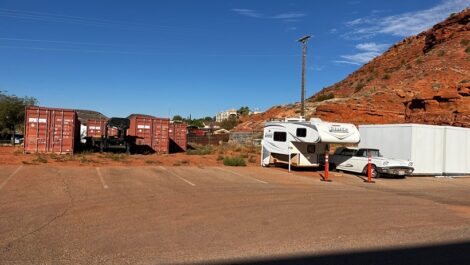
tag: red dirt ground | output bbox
[0,146,261,168]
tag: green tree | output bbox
[172,115,183,121]
[0,91,38,143]
[220,115,238,130]
[188,119,204,128]
[203,116,213,122]
[237,106,250,116]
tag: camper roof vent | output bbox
[310,118,322,123]
[285,116,305,122]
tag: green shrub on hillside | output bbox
[315,93,335,102]
[355,83,365,93]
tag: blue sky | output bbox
[1,0,469,118]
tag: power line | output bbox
[0,45,299,57]
[0,8,208,33]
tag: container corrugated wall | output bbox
[86,119,117,138]
[128,115,169,154]
[24,106,80,154]
[169,123,187,152]
[87,119,107,138]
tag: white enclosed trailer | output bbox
[359,124,470,176]
[261,117,360,169]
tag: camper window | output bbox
[296,128,307,137]
[273,132,286,142]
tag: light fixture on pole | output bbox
[298,35,311,118]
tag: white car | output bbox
[329,147,414,178]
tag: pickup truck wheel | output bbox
[363,165,379,178]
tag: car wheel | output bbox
[363,165,380,178]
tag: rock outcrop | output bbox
[234,8,470,132]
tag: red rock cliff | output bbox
[234,8,470,132]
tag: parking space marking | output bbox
[0,165,23,191]
[96,167,109,189]
[215,167,268,184]
[158,166,196,186]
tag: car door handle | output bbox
[343,164,353,167]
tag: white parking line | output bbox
[158,166,195,186]
[0,165,23,191]
[215,167,268,184]
[96,167,108,189]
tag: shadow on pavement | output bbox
[199,241,470,265]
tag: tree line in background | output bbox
[0,91,38,142]
[173,106,251,130]
[172,115,213,128]
[0,89,252,142]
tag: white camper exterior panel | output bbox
[262,118,360,168]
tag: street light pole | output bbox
[298,35,311,118]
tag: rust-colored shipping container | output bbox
[24,106,80,154]
[86,119,107,138]
[169,123,187,152]
[127,114,170,154]
[86,119,118,138]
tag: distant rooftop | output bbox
[75,109,108,125]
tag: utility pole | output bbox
[298,35,311,118]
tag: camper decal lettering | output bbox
[329,126,348,133]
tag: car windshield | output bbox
[357,149,381,157]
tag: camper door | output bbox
[290,141,328,167]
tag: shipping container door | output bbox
[153,119,169,153]
[49,110,75,153]
[135,118,152,147]
[174,124,187,150]
[152,119,162,153]
[179,125,186,150]
[25,108,49,153]
[87,120,105,138]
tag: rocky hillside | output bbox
[234,8,470,132]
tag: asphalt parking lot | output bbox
[0,165,470,264]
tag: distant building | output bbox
[249,108,262,115]
[216,108,237,122]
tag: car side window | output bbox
[356,149,366,157]
[340,148,355,156]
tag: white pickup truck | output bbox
[329,147,414,178]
